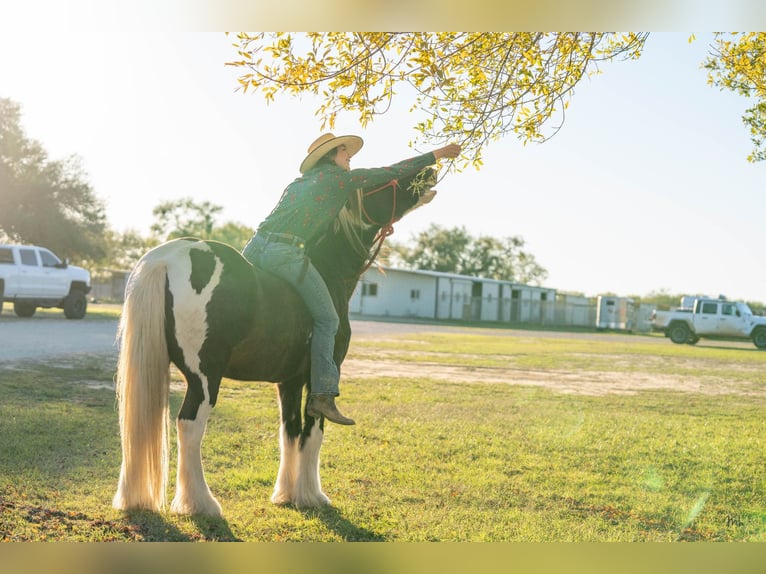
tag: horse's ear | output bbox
[401,189,438,218]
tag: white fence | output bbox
[353,297,655,332]
[90,270,129,302]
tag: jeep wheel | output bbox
[753,328,766,350]
[668,322,690,344]
[14,301,37,318]
[63,290,87,319]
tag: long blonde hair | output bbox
[333,187,371,260]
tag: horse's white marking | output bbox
[163,242,225,514]
[171,402,222,516]
[272,421,328,507]
[271,423,299,505]
[165,243,223,406]
[292,422,329,508]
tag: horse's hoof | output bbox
[170,495,222,517]
[270,491,293,506]
[293,492,331,508]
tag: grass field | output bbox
[0,324,763,542]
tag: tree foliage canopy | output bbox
[228,32,766,165]
[228,32,648,169]
[704,32,766,162]
[0,97,107,259]
[151,197,223,240]
[150,197,254,247]
[388,224,548,285]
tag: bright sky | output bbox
[1,30,765,302]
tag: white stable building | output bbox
[350,266,556,324]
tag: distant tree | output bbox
[636,289,682,310]
[463,234,548,285]
[388,224,548,285]
[746,300,766,316]
[74,229,160,285]
[150,197,254,248]
[104,229,160,270]
[0,97,107,259]
[151,197,223,240]
[389,224,471,274]
[704,32,766,162]
[210,221,255,249]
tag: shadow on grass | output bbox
[123,509,242,541]
[299,505,387,541]
[122,510,193,541]
[190,513,242,541]
[0,485,240,542]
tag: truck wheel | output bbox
[753,328,766,350]
[63,290,87,319]
[14,301,37,318]
[667,322,690,344]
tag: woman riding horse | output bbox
[243,134,461,425]
[112,136,459,515]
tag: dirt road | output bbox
[0,315,119,363]
[1,311,756,397]
[0,312,648,364]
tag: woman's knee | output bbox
[314,306,339,334]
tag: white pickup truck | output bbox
[0,244,91,319]
[651,297,766,349]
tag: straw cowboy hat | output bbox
[299,133,364,174]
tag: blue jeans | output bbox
[242,233,340,396]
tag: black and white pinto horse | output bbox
[112,169,436,516]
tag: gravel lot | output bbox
[0,314,119,363]
[0,310,655,365]
[1,301,748,362]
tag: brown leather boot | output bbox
[307,394,356,425]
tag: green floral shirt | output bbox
[258,152,437,242]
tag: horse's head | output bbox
[310,166,438,285]
[337,167,438,269]
[356,167,438,231]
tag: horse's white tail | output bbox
[112,256,171,512]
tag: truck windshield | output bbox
[737,303,753,316]
[39,249,62,267]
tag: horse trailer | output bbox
[596,295,635,331]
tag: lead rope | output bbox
[362,224,395,273]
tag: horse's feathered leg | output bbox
[271,376,329,507]
[271,377,304,505]
[171,396,222,516]
[168,353,225,516]
[293,411,329,508]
